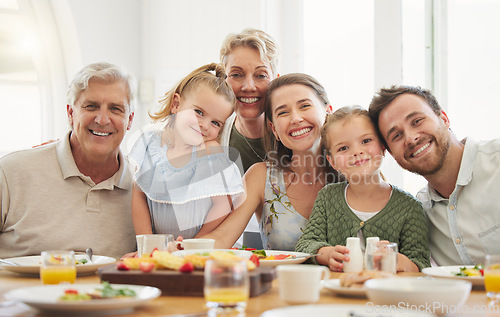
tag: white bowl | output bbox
[365,277,471,314]
[171,249,252,260]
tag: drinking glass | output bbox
[204,259,249,314]
[365,242,398,273]
[40,250,76,284]
[136,234,175,257]
[484,254,500,304]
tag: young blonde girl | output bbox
[295,105,430,272]
[128,63,244,241]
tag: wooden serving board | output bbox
[97,264,276,297]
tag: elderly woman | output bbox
[220,28,281,172]
[219,29,281,245]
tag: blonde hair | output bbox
[151,63,235,122]
[321,105,369,157]
[321,105,385,181]
[151,63,236,143]
[220,28,280,76]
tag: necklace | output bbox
[234,120,266,162]
[290,169,324,186]
[241,133,265,162]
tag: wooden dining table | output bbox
[0,268,494,317]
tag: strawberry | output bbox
[179,262,194,273]
[149,248,158,257]
[64,289,79,295]
[116,261,130,271]
[139,262,155,273]
[250,254,260,267]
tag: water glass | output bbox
[484,254,500,304]
[40,250,76,284]
[204,259,249,314]
[365,242,398,273]
[136,234,175,257]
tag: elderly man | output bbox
[369,85,500,266]
[0,62,136,259]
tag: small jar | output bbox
[343,237,363,273]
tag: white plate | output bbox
[0,255,116,275]
[422,265,484,287]
[4,283,161,313]
[322,279,367,297]
[172,249,252,259]
[261,304,435,317]
[259,250,310,267]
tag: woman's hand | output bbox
[176,235,184,250]
[317,245,350,272]
[120,251,138,260]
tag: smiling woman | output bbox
[198,73,340,251]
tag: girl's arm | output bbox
[196,162,267,248]
[132,184,153,235]
[195,195,233,237]
[295,188,349,271]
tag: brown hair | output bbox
[263,73,339,183]
[369,85,442,149]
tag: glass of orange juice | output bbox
[484,254,500,304]
[40,250,76,285]
[204,259,249,314]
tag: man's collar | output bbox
[56,131,131,190]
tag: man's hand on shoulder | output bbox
[32,139,58,148]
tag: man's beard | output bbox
[399,129,451,176]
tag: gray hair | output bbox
[66,62,137,112]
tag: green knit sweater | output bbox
[295,182,430,270]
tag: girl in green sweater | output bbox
[295,106,430,272]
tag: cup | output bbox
[365,242,398,273]
[204,259,249,313]
[276,264,329,304]
[484,254,500,304]
[136,234,175,257]
[40,250,76,285]
[178,238,215,250]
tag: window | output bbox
[0,0,73,158]
[442,0,500,141]
[0,1,42,156]
[303,0,375,109]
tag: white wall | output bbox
[66,0,141,77]
[64,0,305,148]
[138,0,303,133]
